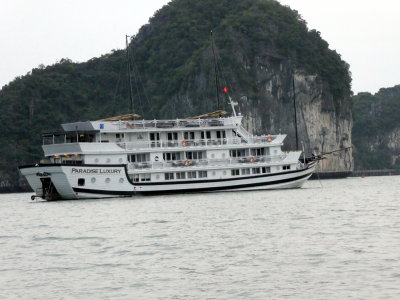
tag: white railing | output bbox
[128,154,287,171]
[115,117,237,130]
[119,136,279,150]
[236,126,251,142]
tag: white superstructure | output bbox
[19,113,317,200]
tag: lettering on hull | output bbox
[71,168,122,174]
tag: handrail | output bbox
[120,136,279,150]
[128,154,287,170]
[43,135,281,147]
[117,117,235,130]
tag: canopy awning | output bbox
[97,113,141,122]
[185,110,228,120]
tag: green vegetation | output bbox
[0,0,352,189]
[352,86,400,170]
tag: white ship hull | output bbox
[19,162,317,200]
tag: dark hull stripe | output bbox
[19,161,317,186]
[19,163,126,169]
[73,173,312,196]
[132,168,312,186]
[126,162,316,186]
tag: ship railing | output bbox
[128,154,287,170]
[116,117,237,130]
[120,136,279,150]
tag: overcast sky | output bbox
[1,0,399,94]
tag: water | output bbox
[1,176,399,300]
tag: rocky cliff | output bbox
[130,0,353,172]
[352,86,400,169]
[0,0,353,191]
[239,64,352,172]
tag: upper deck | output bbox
[61,116,244,133]
[41,115,287,158]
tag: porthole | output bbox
[106,158,111,163]
[119,158,123,163]
[212,171,216,176]
[156,175,160,180]
[91,177,96,183]
[94,158,99,163]
[105,178,111,183]
[223,171,227,175]
[222,153,226,158]
[211,154,215,159]
[119,178,124,183]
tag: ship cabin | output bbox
[40,113,301,182]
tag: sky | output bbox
[1,0,399,94]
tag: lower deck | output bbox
[19,161,317,200]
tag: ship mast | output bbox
[292,69,299,150]
[126,35,135,115]
[210,31,238,117]
[210,31,221,111]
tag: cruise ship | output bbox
[19,108,318,200]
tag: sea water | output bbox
[0,176,399,299]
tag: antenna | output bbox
[210,31,221,111]
[125,35,135,114]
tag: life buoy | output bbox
[182,140,189,147]
[248,156,255,163]
[184,160,191,167]
[266,136,273,142]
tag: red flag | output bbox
[222,86,229,94]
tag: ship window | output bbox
[231,169,240,176]
[187,171,197,179]
[176,172,186,180]
[252,168,261,174]
[141,174,151,182]
[186,151,204,160]
[201,131,211,139]
[262,167,270,173]
[262,167,271,173]
[241,168,251,175]
[230,149,246,158]
[163,152,181,161]
[128,153,148,163]
[283,165,291,170]
[198,171,208,178]
[216,131,226,139]
[131,174,140,182]
[251,148,265,156]
[78,178,85,186]
[183,132,195,140]
[167,132,178,141]
[165,173,174,180]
